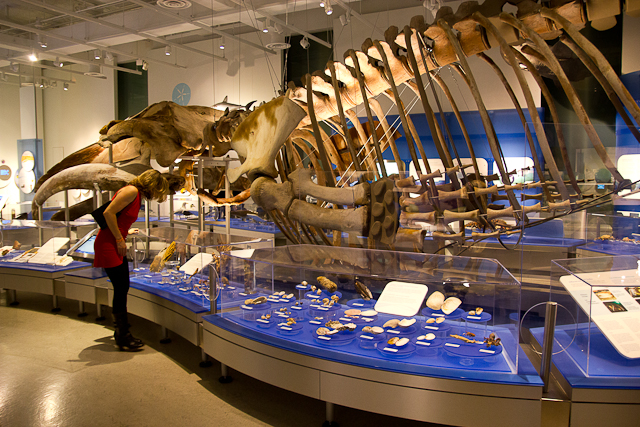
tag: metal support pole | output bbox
[64,190,70,239]
[36,201,43,246]
[219,363,232,382]
[169,164,174,226]
[144,199,150,231]
[225,159,231,244]
[326,402,335,424]
[209,264,217,315]
[52,294,59,312]
[108,144,114,200]
[93,184,103,206]
[540,301,558,393]
[132,236,138,269]
[78,301,88,317]
[160,326,171,343]
[198,159,204,232]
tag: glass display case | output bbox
[0,219,90,268]
[537,256,640,388]
[579,213,640,256]
[213,245,540,384]
[128,226,272,312]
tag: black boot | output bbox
[113,312,144,351]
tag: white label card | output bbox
[417,341,430,346]
[445,343,460,348]
[374,281,428,317]
[383,347,398,353]
[309,321,321,325]
[28,237,70,265]
[479,349,495,354]
[179,253,214,276]
[468,316,482,320]
[360,335,373,340]
[353,303,364,307]
[424,326,438,330]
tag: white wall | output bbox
[147,33,282,108]
[0,83,22,217]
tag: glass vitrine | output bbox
[217,245,532,383]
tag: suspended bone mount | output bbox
[442,209,480,226]
[400,211,437,227]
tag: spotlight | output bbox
[325,0,333,16]
[136,58,143,66]
[319,1,325,7]
[273,23,283,34]
[28,52,38,61]
[165,45,171,56]
[262,19,270,33]
[94,49,101,60]
[105,51,114,61]
[63,83,69,91]
[142,60,148,71]
[219,37,225,50]
[39,81,44,88]
[53,57,63,67]
[300,36,310,49]
[37,35,47,48]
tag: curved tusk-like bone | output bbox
[33,164,136,214]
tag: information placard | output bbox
[179,253,214,276]
[374,281,428,317]
[560,269,640,359]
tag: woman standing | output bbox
[94,169,169,351]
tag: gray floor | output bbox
[0,291,443,427]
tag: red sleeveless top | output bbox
[93,187,141,268]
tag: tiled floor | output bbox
[0,291,440,427]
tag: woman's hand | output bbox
[128,228,140,235]
[117,239,127,258]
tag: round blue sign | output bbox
[172,83,191,106]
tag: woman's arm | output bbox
[104,186,138,257]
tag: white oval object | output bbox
[435,317,445,324]
[345,323,357,330]
[398,318,416,328]
[426,291,445,310]
[426,318,436,324]
[383,319,400,329]
[396,337,410,347]
[417,335,426,341]
[371,326,384,334]
[362,326,372,333]
[441,297,462,315]
[425,333,436,340]
[360,310,378,317]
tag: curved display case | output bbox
[203,245,543,427]
[0,220,92,309]
[123,227,272,346]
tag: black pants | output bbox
[104,258,129,315]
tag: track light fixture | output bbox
[63,83,69,91]
[10,62,18,72]
[142,60,148,71]
[165,45,171,56]
[94,49,101,60]
[263,19,270,33]
[300,36,310,49]
[105,51,114,61]
[219,37,225,50]
[37,35,47,48]
[53,57,63,67]
[319,1,325,7]
[136,58,143,66]
[325,0,333,15]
